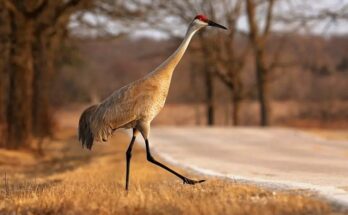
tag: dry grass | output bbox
[0,128,343,215]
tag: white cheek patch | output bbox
[194,19,208,26]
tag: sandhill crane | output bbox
[78,14,227,190]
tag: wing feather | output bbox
[91,82,140,141]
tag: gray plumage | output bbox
[78,105,97,149]
[78,19,206,148]
[78,14,227,190]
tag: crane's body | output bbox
[78,15,227,190]
[84,21,201,144]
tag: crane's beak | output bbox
[208,20,228,30]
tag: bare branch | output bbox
[24,0,48,19]
[55,0,82,21]
[246,0,259,42]
[263,0,275,36]
[2,0,22,17]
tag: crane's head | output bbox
[191,14,227,30]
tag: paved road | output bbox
[149,127,348,207]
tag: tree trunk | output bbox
[232,68,243,126]
[32,32,55,138]
[205,70,214,126]
[232,93,241,126]
[0,6,10,148]
[198,34,215,126]
[0,0,88,149]
[6,12,34,149]
[246,0,274,127]
[255,49,270,126]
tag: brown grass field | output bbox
[1,124,347,215]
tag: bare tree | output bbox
[153,0,249,126]
[211,0,249,125]
[199,33,216,125]
[0,0,91,148]
[245,0,275,126]
[151,0,217,125]
[0,0,152,149]
[0,5,11,148]
[245,0,348,126]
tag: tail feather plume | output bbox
[78,105,98,150]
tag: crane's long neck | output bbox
[149,25,199,80]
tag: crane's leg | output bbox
[145,139,205,185]
[125,128,138,190]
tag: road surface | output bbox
[149,127,348,207]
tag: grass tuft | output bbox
[0,129,342,215]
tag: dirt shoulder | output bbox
[0,128,344,215]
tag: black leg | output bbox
[145,139,205,185]
[125,131,137,190]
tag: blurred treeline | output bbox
[0,0,347,149]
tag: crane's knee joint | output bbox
[146,154,154,162]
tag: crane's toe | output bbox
[182,178,206,185]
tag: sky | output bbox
[270,0,348,35]
[71,0,348,39]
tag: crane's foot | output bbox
[182,177,206,185]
